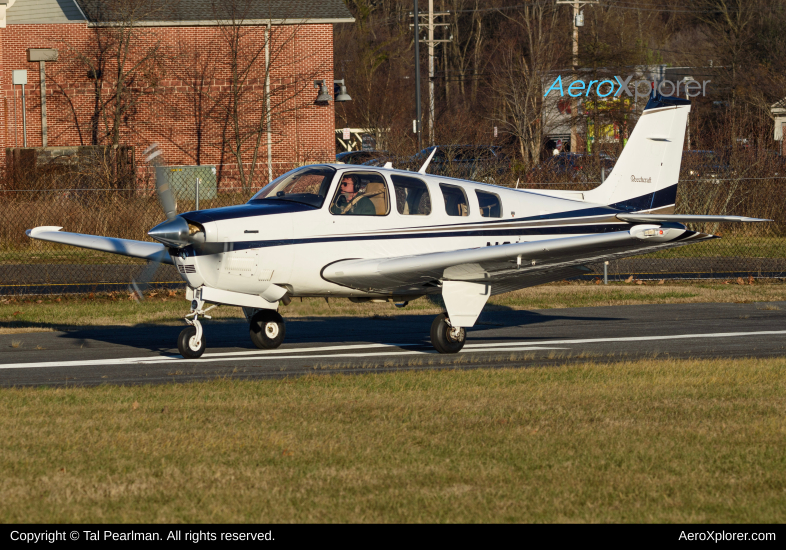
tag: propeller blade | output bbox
[129,259,162,301]
[145,143,177,221]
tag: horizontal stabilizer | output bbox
[617,214,771,224]
[25,227,172,264]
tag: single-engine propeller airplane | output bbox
[27,94,769,358]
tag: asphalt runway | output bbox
[1,301,785,387]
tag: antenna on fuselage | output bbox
[418,147,437,175]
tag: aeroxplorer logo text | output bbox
[544,74,710,99]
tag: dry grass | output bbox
[0,357,784,523]
[1,280,785,332]
[0,327,55,335]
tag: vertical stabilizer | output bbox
[584,94,690,213]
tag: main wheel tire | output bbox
[430,313,466,354]
[178,326,206,359]
[250,310,286,349]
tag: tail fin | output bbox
[584,94,690,213]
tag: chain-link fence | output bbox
[1,167,261,294]
[2,161,785,294]
[509,151,786,281]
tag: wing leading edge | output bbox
[26,226,172,264]
[322,226,714,295]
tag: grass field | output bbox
[2,280,785,332]
[0,358,784,523]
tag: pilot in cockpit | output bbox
[331,174,377,215]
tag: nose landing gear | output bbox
[178,299,215,359]
[430,313,466,354]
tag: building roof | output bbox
[5,0,85,25]
[77,0,355,25]
[771,98,786,114]
[4,0,354,26]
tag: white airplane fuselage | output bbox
[173,167,621,299]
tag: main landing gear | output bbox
[249,310,286,349]
[430,313,466,354]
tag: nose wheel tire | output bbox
[250,310,286,349]
[178,325,206,359]
[430,313,466,354]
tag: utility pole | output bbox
[411,3,451,147]
[556,1,597,153]
[428,0,434,146]
[413,0,422,151]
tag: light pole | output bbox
[556,0,597,153]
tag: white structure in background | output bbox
[772,99,786,152]
[335,128,389,152]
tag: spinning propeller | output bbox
[129,144,204,300]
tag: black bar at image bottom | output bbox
[1,524,783,544]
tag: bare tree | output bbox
[54,0,167,148]
[491,3,564,167]
[208,0,331,191]
[157,32,221,166]
[334,0,411,151]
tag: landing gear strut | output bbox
[249,310,286,349]
[430,313,466,354]
[178,299,215,359]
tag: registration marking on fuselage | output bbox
[0,329,784,371]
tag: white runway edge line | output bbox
[463,330,786,348]
[0,347,567,370]
[0,343,405,370]
[1,329,785,370]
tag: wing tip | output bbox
[27,226,63,238]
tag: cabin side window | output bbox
[439,184,469,217]
[476,190,502,218]
[391,175,432,215]
[330,172,390,216]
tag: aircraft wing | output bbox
[26,226,173,264]
[322,227,713,295]
[617,214,770,223]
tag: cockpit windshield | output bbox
[249,166,336,208]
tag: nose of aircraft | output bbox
[148,216,191,248]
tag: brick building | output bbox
[0,0,354,187]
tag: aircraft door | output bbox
[327,170,393,256]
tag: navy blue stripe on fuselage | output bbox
[192,222,636,255]
[610,184,678,212]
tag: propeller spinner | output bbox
[145,144,204,249]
